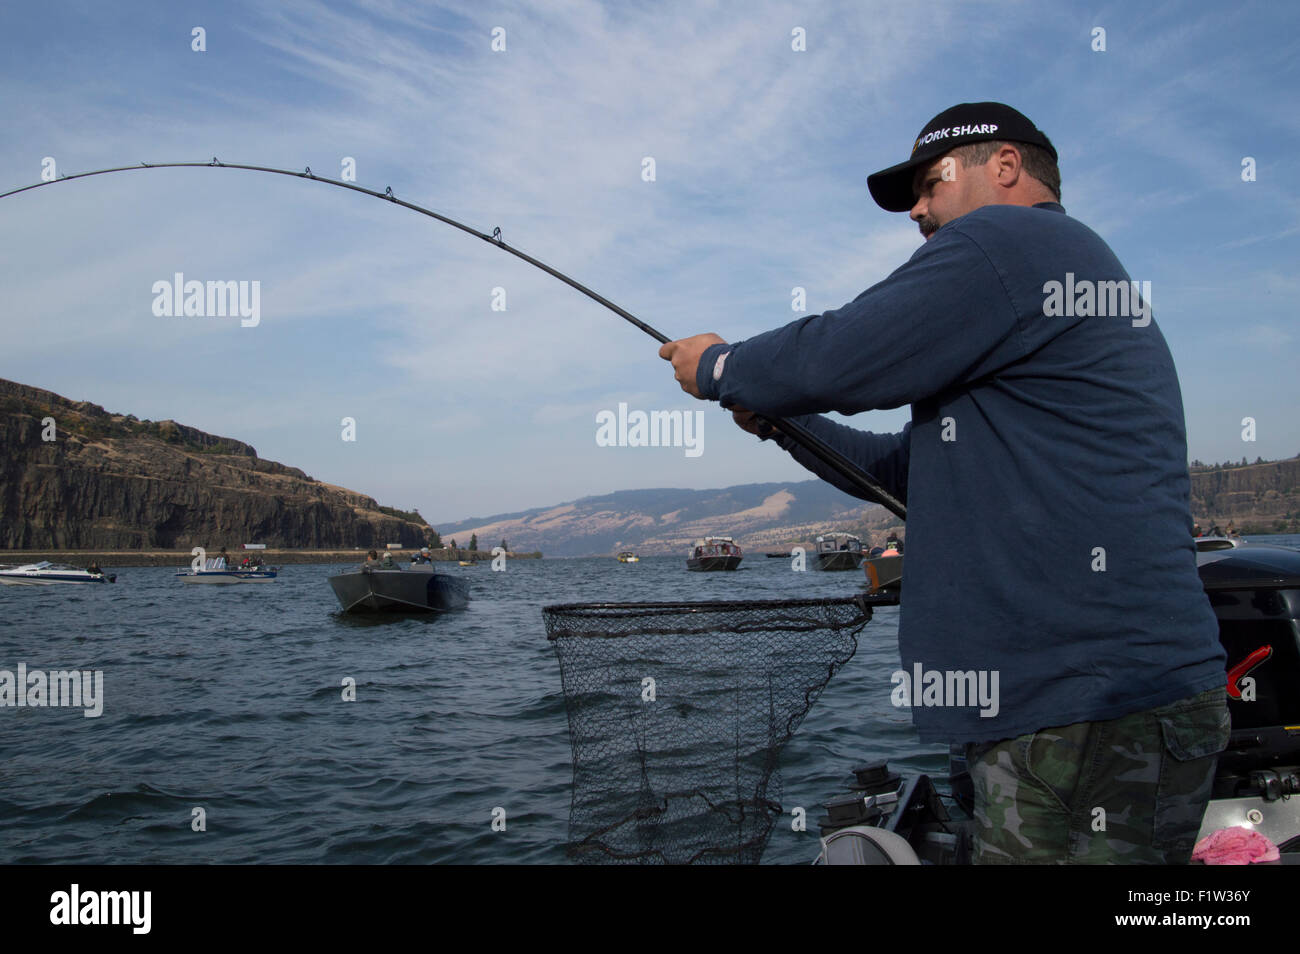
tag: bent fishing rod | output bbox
[0,158,907,520]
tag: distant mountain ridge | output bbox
[0,378,433,550]
[437,481,900,557]
[439,457,1300,557]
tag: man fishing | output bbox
[659,102,1228,864]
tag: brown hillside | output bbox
[0,378,432,550]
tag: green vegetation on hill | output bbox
[1189,455,1300,535]
[1191,454,1300,470]
[0,393,254,457]
[377,505,428,526]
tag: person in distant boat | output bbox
[381,551,396,568]
[1192,523,1202,537]
[1208,523,1223,537]
[87,561,101,575]
[885,532,904,553]
[363,549,380,568]
[411,547,432,564]
[659,103,1226,865]
[218,547,233,568]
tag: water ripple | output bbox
[0,557,935,864]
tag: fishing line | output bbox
[1,158,906,519]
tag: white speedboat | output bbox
[176,557,278,584]
[0,561,116,585]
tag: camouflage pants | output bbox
[966,686,1229,864]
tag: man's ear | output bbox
[995,144,1023,186]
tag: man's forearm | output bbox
[768,415,910,504]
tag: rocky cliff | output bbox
[0,378,433,550]
[1189,457,1300,533]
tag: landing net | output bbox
[545,597,870,864]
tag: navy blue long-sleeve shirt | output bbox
[696,202,1224,744]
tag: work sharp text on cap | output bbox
[913,124,1000,154]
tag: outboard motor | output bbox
[814,761,962,865]
[818,542,1300,862]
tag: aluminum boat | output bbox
[687,536,742,571]
[815,533,864,571]
[328,563,470,613]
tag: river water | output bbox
[2,535,1294,864]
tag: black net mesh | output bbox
[545,597,871,864]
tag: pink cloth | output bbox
[1192,827,1280,864]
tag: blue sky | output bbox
[2,1,1297,526]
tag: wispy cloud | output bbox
[2,0,1297,519]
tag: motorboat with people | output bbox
[616,551,640,563]
[177,556,278,584]
[328,559,470,613]
[814,541,1300,864]
[815,533,864,571]
[0,561,116,585]
[687,536,742,571]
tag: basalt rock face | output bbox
[1189,458,1300,532]
[0,378,430,550]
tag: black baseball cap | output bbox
[867,102,1057,213]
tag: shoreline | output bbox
[0,548,543,568]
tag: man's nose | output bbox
[909,196,926,222]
